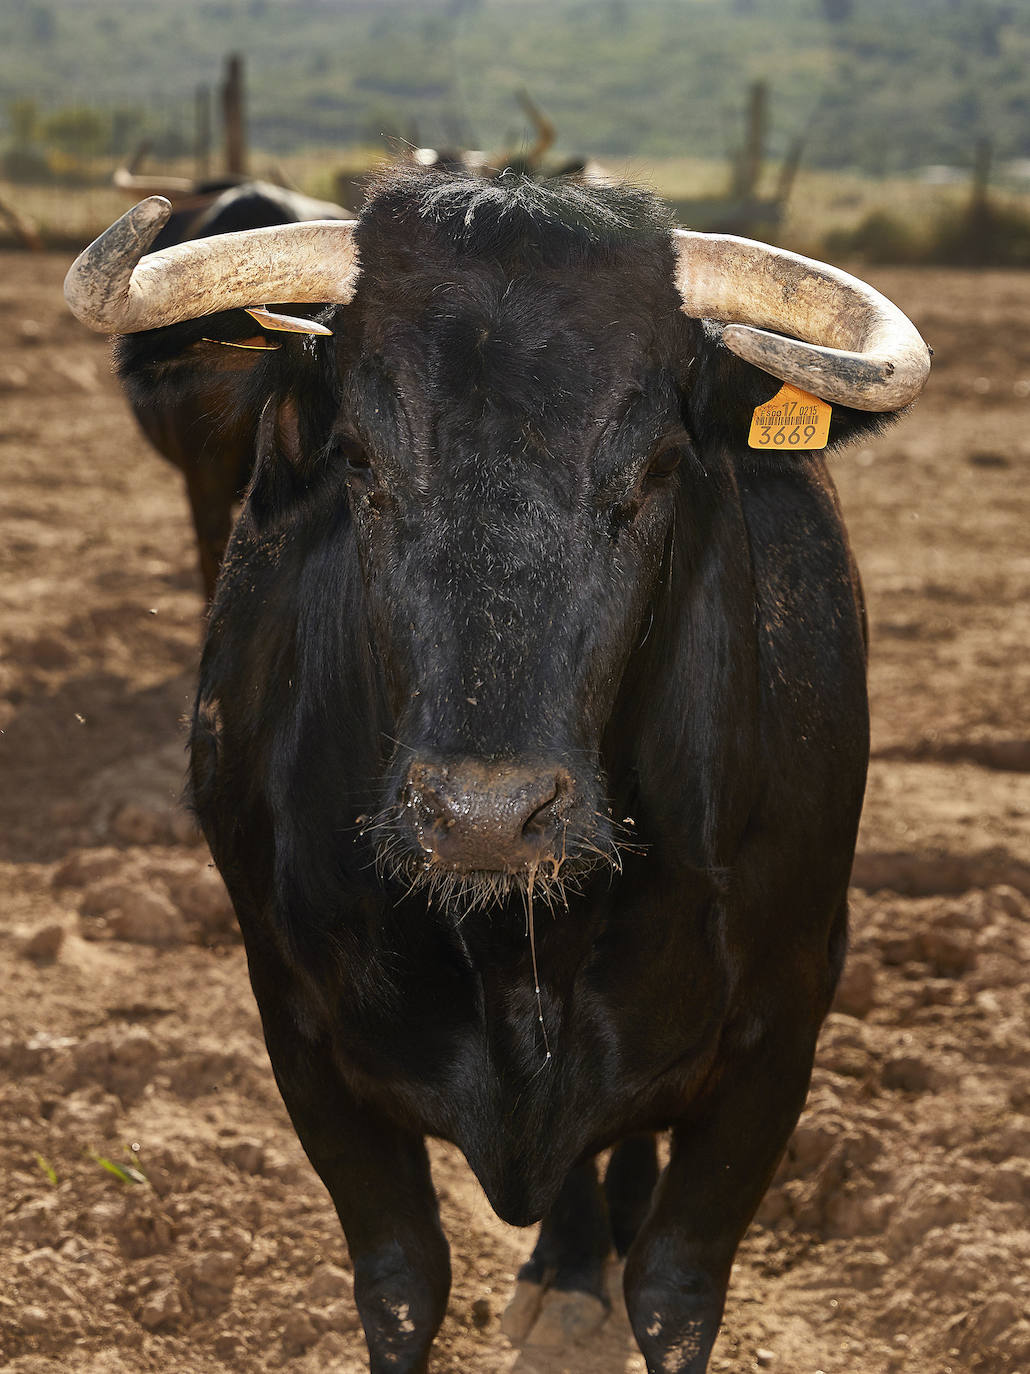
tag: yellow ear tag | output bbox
[748,383,832,451]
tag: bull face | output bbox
[286,196,695,910]
[344,286,690,905]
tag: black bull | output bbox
[101,173,925,1373]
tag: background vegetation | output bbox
[2,0,1030,174]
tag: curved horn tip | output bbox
[64,196,175,331]
[129,195,174,229]
[722,323,931,413]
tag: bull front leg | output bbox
[502,1135,661,1348]
[622,1011,821,1374]
[501,1156,611,1346]
[257,1005,451,1374]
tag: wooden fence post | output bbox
[195,84,211,180]
[221,54,247,176]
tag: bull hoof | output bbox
[523,1289,608,1347]
[500,1279,544,1342]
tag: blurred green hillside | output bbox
[2,0,1028,173]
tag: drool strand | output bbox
[526,862,552,1065]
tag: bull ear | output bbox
[686,321,897,461]
[247,394,311,530]
[256,393,303,464]
[246,373,346,531]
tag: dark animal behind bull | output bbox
[65,167,929,1373]
[111,178,352,599]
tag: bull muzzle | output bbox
[403,758,576,873]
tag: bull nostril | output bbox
[521,781,562,838]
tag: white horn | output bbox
[64,197,360,334]
[672,230,930,412]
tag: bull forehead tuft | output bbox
[354,167,680,321]
[360,165,674,265]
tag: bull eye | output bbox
[646,437,688,481]
[333,436,372,476]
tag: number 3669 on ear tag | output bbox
[748,383,832,450]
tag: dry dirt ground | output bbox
[0,254,1027,1374]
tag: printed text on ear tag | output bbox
[748,383,832,451]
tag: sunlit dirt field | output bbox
[0,254,1027,1374]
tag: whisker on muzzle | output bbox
[375,833,613,918]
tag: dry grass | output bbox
[4,148,1029,262]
